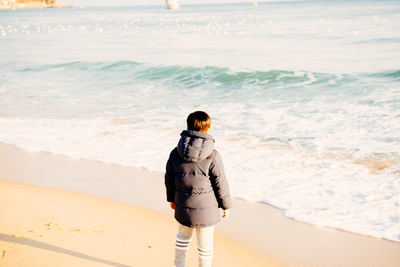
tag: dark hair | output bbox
[187,111,211,132]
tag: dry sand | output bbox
[1,142,399,266]
[0,180,275,267]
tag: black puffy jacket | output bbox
[165,130,232,227]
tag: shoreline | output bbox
[1,142,399,266]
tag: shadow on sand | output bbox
[0,233,132,267]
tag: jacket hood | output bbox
[177,130,215,163]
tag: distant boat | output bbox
[165,0,179,10]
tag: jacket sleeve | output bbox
[165,154,175,203]
[209,150,232,210]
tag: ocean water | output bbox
[0,1,399,242]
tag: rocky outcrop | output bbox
[0,0,72,9]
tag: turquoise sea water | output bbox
[1,1,399,241]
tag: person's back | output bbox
[165,111,232,267]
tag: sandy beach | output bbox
[1,142,400,267]
[0,180,274,267]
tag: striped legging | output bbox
[175,224,215,267]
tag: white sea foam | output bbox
[0,111,399,241]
